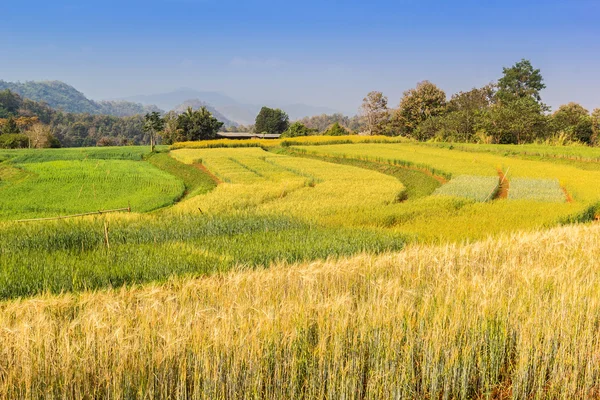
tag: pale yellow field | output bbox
[2,223,599,398]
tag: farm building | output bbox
[217,132,281,140]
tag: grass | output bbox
[1,223,599,398]
[170,147,409,228]
[434,175,499,202]
[2,142,600,397]
[509,178,566,202]
[146,152,217,198]
[0,214,405,299]
[0,145,166,163]
[170,134,409,150]
[276,147,441,199]
[0,158,184,220]
[429,142,600,163]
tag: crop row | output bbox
[509,178,566,202]
[434,175,499,202]
[170,134,408,150]
[0,213,405,299]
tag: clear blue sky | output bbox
[1,0,598,114]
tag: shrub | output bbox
[0,134,29,149]
[322,122,352,136]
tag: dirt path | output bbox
[194,163,222,184]
[561,186,573,203]
[496,169,510,199]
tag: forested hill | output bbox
[0,80,162,117]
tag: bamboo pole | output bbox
[15,207,131,223]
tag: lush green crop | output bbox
[0,158,184,220]
[0,145,165,163]
[509,178,566,202]
[434,175,499,202]
[146,152,217,198]
[0,214,405,299]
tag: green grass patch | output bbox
[0,146,165,164]
[434,175,499,202]
[0,159,184,220]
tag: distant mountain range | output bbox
[0,80,341,126]
[0,80,161,117]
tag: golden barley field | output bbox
[1,223,599,399]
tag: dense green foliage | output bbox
[297,113,362,132]
[254,106,289,134]
[366,59,599,146]
[0,89,148,147]
[160,107,224,144]
[322,122,352,136]
[0,134,29,149]
[280,122,317,138]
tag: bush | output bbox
[0,134,29,149]
[322,122,352,136]
[281,122,317,138]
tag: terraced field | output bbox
[2,138,600,398]
[0,147,183,220]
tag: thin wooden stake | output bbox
[104,221,110,250]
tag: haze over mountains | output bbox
[0,80,340,126]
[0,80,162,117]
[123,89,339,125]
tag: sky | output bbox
[0,0,599,115]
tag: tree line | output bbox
[225,59,599,146]
[2,59,599,148]
[0,89,150,148]
[358,59,600,145]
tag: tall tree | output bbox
[360,91,388,135]
[442,84,496,141]
[1,117,20,135]
[592,108,600,145]
[497,59,546,104]
[552,103,592,144]
[254,107,289,135]
[24,123,53,148]
[394,81,446,137]
[176,107,223,141]
[0,90,21,117]
[480,97,548,144]
[281,122,316,138]
[143,111,164,152]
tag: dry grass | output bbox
[1,223,600,398]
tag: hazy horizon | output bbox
[2,0,599,115]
